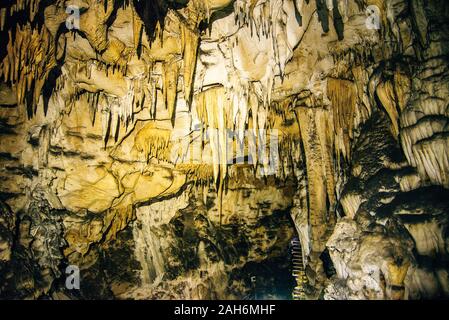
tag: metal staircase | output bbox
[291,237,307,300]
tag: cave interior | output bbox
[0,0,449,300]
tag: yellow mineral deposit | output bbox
[0,0,448,301]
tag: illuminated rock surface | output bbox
[0,0,448,299]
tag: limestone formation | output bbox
[0,0,448,300]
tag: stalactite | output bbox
[0,23,56,114]
[376,79,400,139]
[86,92,96,124]
[180,24,199,106]
[134,123,171,162]
[80,0,114,53]
[393,69,411,112]
[294,106,336,254]
[316,109,336,212]
[293,0,304,26]
[194,85,240,223]
[5,0,41,22]
[231,81,250,143]
[204,87,223,184]
[327,78,357,161]
[332,0,344,40]
[376,68,411,139]
[227,0,301,121]
[163,58,180,127]
[1,8,7,31]
[110,100,120,142]
[176,164,215,185]
[149,74,158,119]
[249,94,260,168]
[101,104,111,145]
[132,4,143,52]
[315,0,330,34]
[410,0,429,48]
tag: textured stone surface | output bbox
[0,0,448,300]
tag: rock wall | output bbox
[0,0,448,299]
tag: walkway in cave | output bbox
[237,211,305,300]
[291,237,307,300]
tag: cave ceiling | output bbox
[0,0,448,300]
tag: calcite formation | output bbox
[0,0,448,300]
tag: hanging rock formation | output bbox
[0,0,448,300]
